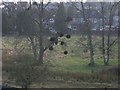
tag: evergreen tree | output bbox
[54,2,67,34]
[67,4,76,18]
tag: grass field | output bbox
[50,56,118,73]
[2,35,119,88]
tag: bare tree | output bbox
[98,2,119,65]
[105,2,118,65]
[100,2,106,65]
[16,0,55,64]
[72,2,95,66]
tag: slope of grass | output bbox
[3,35,118,74]
[31,79,118,88]
[50,55,118,73]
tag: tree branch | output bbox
[43,1,51,9]
[109,38,118,48]
[71,2,83,13]
[32,18,40,25]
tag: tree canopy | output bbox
[54,2,67,34]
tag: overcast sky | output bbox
[0,0,119,3]
[0,0,87,3]
[3,0,115,3]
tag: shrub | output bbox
[4,54,50,88]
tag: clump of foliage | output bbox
[5,54,49,88]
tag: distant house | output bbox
[17,1,29,9]
[3,2,15,6]
[2,2,16,13]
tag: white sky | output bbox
[0,0,87,3]
[0,0,119,3]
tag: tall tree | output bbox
[16,10,39,61]
[54,2,67,34]
[72,2,95,66]
[81,2,95,66]
[105,2,118,65]
[2,10,15,35]
[100,2,106,65]
[67,4,76,18]
[99,2,118,65]
[16,1,55,64]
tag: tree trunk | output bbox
[105,5,114,65]
[101,3,106,65]
[106,35,110,65]
[88,31,94,66]
[81,2,95,66]
[38,47,44,64]
[38,36,44,64]
[102,37,106,65]
[37,2,44,64]
[30,37,37,61]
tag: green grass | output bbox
[3,35,118,74]
[2,35,119,88]
[31,79,118,88]
[50,55,118,73]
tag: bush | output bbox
[3,54,50,88]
